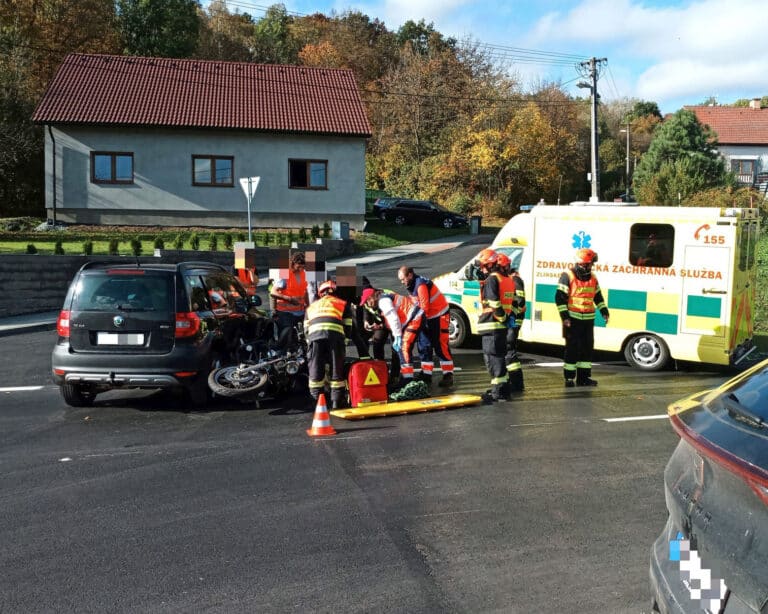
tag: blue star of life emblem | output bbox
[572,230,591,248]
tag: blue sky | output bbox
[219,0,768,115]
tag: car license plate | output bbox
[97,332,145,345]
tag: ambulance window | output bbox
[629,224,674,268]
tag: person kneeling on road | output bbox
[361,287,424,390]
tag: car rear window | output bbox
[714,364,768,421]
[71,272,173,312]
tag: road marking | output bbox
[0,386,44,392]
[603,414,668,423]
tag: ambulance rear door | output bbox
[680,242,731,338]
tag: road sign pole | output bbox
[247,177,253,243]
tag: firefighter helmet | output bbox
[496,253,511,269]
[476,248,499,267]
[318,279,337,297]
[575,248,598,265]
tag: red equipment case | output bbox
[347,360,389,407]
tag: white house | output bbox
[32,53,372,229]
[686,100,768,197]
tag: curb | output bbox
[0,321,57,338]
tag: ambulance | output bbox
[434,202,760,370]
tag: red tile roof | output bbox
[685,105,768,145]
[33,53,372,137]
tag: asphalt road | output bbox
[0,246,735,613]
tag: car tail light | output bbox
[670,413,768,506]
[56,310,71,337]
[106,269,146,275]
[174,312,200,338]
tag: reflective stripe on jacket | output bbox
[306,295,350,339]
[512,273,526,327]
[555,268,607,321]
[477,272,507,334]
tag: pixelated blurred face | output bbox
[365,293,378,309]
[398,271,409,286]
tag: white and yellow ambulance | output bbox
[434,202,760,370]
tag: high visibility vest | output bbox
[275,269,307,313]
[477,272,507,333]
[382,292,422,331]
[565,269,599,320]
[412,276,448,319]
[306,295,348,338]
[498,274,516,317]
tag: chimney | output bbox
[750,98,761,109]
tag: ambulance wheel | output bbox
[624,334,669,371]
[448,308,468,348]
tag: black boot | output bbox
[481,389,497,404]
[417,372,432,386]
[331,397,348,410]
[438,372,454,388]
[507,370,524,393]
[564,380,575,388]
[576,378,598,387]
[492,383,507,401]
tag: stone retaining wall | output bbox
[0,239,352,318]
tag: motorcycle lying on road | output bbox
[207,317,308,402]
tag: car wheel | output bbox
[624,334,669,371]
[448,307,469,348]
[394,215,406,225]
[379,211,388,220]
[443,217,454,229]
[60,383,96,408]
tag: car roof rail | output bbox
[78,260,113,272]
[178,261,228,273]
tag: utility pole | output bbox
[577,57,607,203]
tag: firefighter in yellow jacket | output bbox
[305,280,357,409]
[475,248,510,402]
[497,252,526,393]
[555,248,610,387]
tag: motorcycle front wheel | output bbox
[208,365,270,397]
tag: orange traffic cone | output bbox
[306,393,337,437]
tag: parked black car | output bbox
[383,199,468,229]
[371,196,401,220]
[51,261,263,408]
[650,359,768,612]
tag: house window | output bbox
[91,152,134,184]
[289,159,327,189]
[193,155,234,187]
[629,223,674,268]
[731,159,755,183]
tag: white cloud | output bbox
[332,0,475,28]
[524,0,768,109]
